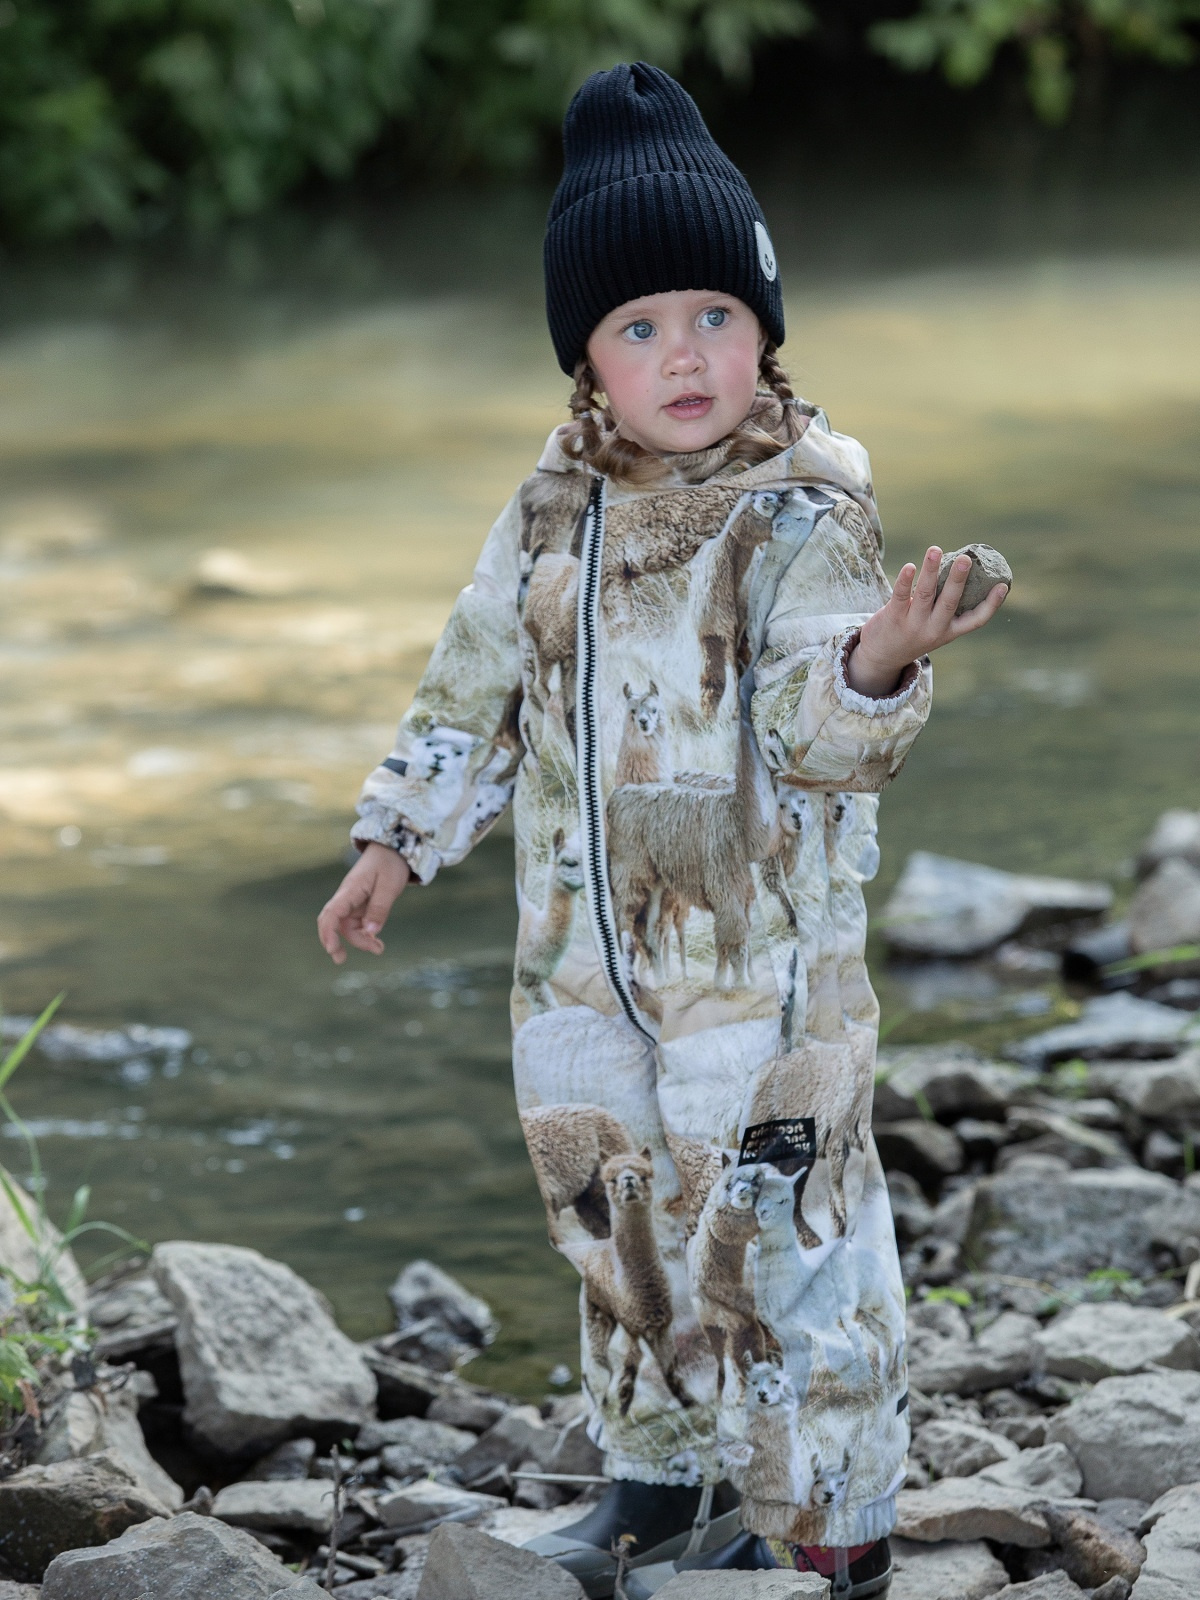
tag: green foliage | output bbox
[0,1001,146,1313]
[923,1284,973,1306]
[0,0,811,237]
[0,1002,152,1436]
[1104,942,1200,975]
[871,0,1200,124]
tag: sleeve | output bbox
[351,491,525,883]
[750,497,932,793]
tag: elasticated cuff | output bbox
[349,817,441,885]
[833,629,925,716]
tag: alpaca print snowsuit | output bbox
[353,399,932,1547]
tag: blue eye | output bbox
[701,308,728,328]
[624,320,655,342]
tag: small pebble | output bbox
[935,543,1012,614]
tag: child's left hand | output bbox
[846,546,1008,699]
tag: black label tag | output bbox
[738,1117,817,1169]
[896,1391,909,1415]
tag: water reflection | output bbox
[1,181,1199,1392]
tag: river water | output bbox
[1,180,1199,1393]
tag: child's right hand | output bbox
[317,842,411,964]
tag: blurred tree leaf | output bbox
[0,0,810,237]
[870,0,1200,124]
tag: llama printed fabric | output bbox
[353,404,931,1547]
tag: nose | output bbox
[662,333,704,381]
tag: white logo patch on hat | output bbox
[754,221,777,282]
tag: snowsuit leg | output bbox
[659,1024,909,1546]
[513,998,909,1548]
[512,1000,721,1486]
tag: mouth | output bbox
[663,392,713,421]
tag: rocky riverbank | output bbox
[2,810,1200,1597]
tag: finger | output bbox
[949,582,1009,636]
[890,563,917,605]
[932,554,972,623]
[342,924,385,956]
[362,888,395,938]
[910,548,943,612]
[317,901,349,958]
[318,917,347,964]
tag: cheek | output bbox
[592,350,652,420]
[712,338,763,406]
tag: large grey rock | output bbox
[992,1415,1047,1449]
[1003,1105,1129,1166]
[1035,1303,1200,1381]
[1046,1372,1200,1501]
[453,1406,558,1480]
[40,1510,299,1599]
[153,1240,376,1457]
[908,1311,1039,1395]
[1138,810,1200,876]
[272,1587,324,1600]
[212,1477,335,1533]
[356,1415,474,1473]
[0,1452,169,1580]
[376,1478,506,1532]
[889,1537,1009,1600]
[425,1387,509,1433]
[1037,1504,1144,1590]
[654,1577,829,1598]
[1088,1055,1200,1119]
[1133,1482,1200,1598]
[0,1165,88,1315]
[361,1348,450,1418]
[976,1443,1083,1499]
[875,1120,964,1185]
[883,853,1112,959]
[964,1166,1179,1279]
[913,1418,1017,1478]
[88,1267,178,1360]
[888,1171,936,1241]
[993,1580,1087,1599]
[247,1437,317,1480]
[894,1476,1050,1545]
[0,1586,39,1599]
[416,1522,585,1598]
[936,543,1013,614]
[331,1579,415,1600]
[546,1413,605,1478]
[1144,1189,1200,1264]
[1129,859,1200,954]
[33,1377,183,1510]
[388,1261,498,1372]
[1005,994,1197,1070]
[875,1046,1035,1123]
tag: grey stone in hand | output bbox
[935,543,1012,614]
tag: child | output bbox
[318,63,1006,1600]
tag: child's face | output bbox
[586,289,765,455]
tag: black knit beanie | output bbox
[544,62,785,375]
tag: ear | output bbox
[841,1447,851,1469]
[741,1348,755,1373]
[810,1451,820,1474]
[720,1151,731,1170]
[553,827,564,851]
[640,1145,653,1162]
[623,682,632,699]
[787,1167,805,1188]
[649,680,658,696]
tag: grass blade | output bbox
[0,995,64,1092]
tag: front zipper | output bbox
[575,476,658,1044]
